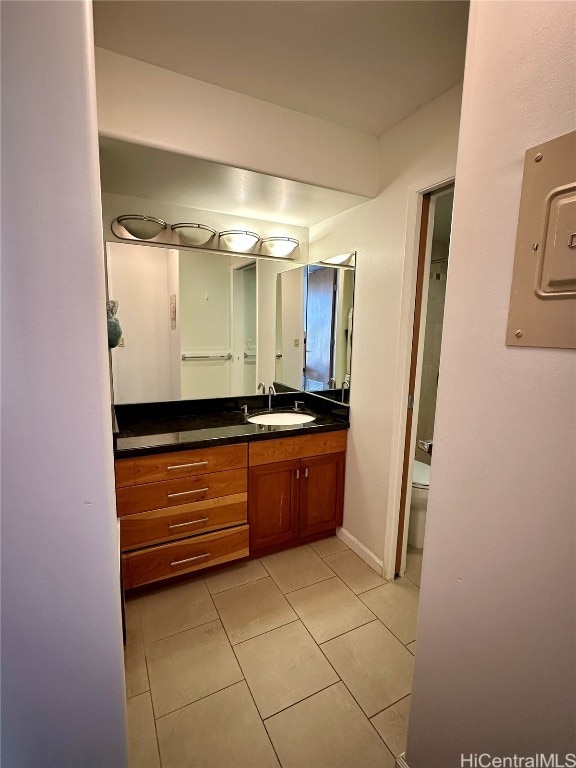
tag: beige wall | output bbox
[407,2,576,764]
[1,2,127,764]
[310,85,462,573]
[95,48,379,198]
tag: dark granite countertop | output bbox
[113,391,349,458]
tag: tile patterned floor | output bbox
[124,538,423,767]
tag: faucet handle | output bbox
[241,404,249,416]
[294,400,305,411]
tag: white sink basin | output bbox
[248,412,316,426]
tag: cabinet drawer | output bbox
[116,468,247,517]
[115,443,248,487]
[249,430,347,466]
[122,525,249,589]
[120,493,248,551]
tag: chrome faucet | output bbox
[341,380,350,403]
[268,384,276,411]
[257,382,265,394]
[328,378,336,389]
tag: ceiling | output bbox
[99,138,370,226]
[93,0,469,138]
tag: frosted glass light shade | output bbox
[117,215,167,240]
[219,230,260,252]
[171,223,216,246]
[321,252,355,266]
[261,237,299,258]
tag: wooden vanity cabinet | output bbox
[115,429,348,587]
[248,430,347,555]
[116,443,249,589]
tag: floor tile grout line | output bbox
[141,615,222,648]
[152,678,246,723]
[356,589,420,647]
[147,600,247,725]
[315,617,380,647]
[206,572,269,596]
[355,580,391,597]
[261,679,342,723]
[314,637,397,752]
[135,612,163,766]
[232,617,302,649]
[280,571,342,596]
[258,547,338,595]
[314,617,414,752]
[369,691,412,721]
[360,611,418,649]
[217,605,284,768]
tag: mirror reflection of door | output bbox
[304,265,337,391]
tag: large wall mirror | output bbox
[107,243,258,404]
[276,257,355,395]
[100,138,364,405]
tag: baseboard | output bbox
[336,528,384,576]
[396,753,410,768]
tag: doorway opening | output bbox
[395,185,455,576]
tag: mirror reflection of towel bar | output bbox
[181,353,232,361]
[244,353,256,359]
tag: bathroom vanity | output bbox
[114,393,349,589]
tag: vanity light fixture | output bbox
[116,214,167,240]
[171,223,216,246]
[219,230,260,252]
[261,237,300,258]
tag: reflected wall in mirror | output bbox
[107,242,257,404]
[276,259,355,395]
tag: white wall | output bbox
[407,2,576,765]
[1,2,127,765]
[309,85,461,573]
[95,48,379,198]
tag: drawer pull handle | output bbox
[167,461,209,471]
[167,487,209,499]
[170,552,210,567]
[168,517,209,529]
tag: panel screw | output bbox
[534,153,543,162]
[515,329,523,338]
[532,243,539,251]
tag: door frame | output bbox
[382,168,456,581]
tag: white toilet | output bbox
[408,460,430,548]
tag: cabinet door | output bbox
[249,460,300,552]
[299,452,345,538]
